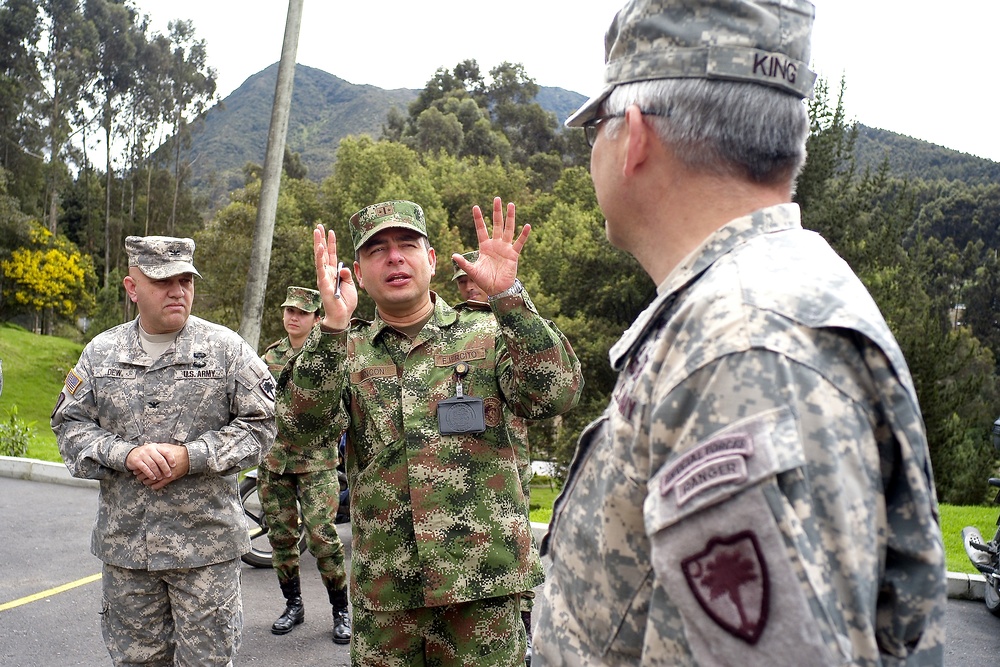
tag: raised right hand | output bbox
[314,224,357,330]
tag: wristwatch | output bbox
[488,279,524,302]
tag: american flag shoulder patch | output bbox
[65,370,84,395]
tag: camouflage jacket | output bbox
[277,290,582,611]
[261,336,340,475]
[535,204,946,666]
[52,316,276,570]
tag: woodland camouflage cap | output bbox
[280,285,321,313]
[126,235,201,279]
[566,0,817,127]
[349,200,427,251]
[451,250,479,280]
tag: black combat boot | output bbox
[329,584,352,645]
[522,610,532,666]
[271,577,305,635]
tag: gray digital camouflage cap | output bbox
[566,0,817,127]
[125,235,201,279]
[349,200,427,251]
[280,285,322,313]
[451,250,479,281]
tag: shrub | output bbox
[0,406,33,457]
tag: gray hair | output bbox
[602,78,809,186]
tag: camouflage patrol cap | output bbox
[451,251,479,281]
[280,285,321,313]
[125,235,201,279]
[566,0,817,127]
[349,200,427,251]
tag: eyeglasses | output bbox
[582,109,666,148]
[582,115,623,148]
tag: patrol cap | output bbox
[566,0,817,127]
[349,200,427,251]
[280,285,321,313]
[125,235,201,279]
[451,250,479,281]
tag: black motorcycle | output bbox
[961,417,1000,614]
[239,433,350,568]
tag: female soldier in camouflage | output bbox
[259,285,350,643]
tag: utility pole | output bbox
[238,0,303,350]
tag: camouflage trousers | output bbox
[351,594,525,667]
[100,559,242,667]
[257,466,347,591]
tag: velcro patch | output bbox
[659,433,753,499]
[94,367,137,379]
[672,455,748,507]
[483,397,502,428]
[174,368,225,380]
[259,377,276,402]
[434,348,487,366]
[64,370,84,395]
[682,530,769,644]
[350,365,396,384]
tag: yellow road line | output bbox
[0,573,101,612]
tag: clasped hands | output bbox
[126,442,190,490]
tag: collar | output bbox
[367,291,458,343]
[609,203,802,370]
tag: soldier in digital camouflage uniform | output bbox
[534,1,947,665]
[259,285,351,643]
[277,198,583,666]
[453,250,539,663]
[52,236,276,667]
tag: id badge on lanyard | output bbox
[437,361,485,435]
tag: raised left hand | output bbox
[451,197,530,297]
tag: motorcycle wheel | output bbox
[239,475,307,568]
[985,575,1000,617]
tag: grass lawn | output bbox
[528,482,559,524]
[940,502,998,575]
[0,322,82,460]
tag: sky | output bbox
[133,0,1000,163]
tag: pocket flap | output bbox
[645,407,804,533]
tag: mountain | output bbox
[854,125,1000,185]
[182,63,588,210]
[184,63,418,207]
[181,63,997,212]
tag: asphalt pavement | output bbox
[1,457,999,666]
[0,463,355,666]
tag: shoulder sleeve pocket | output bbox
[644,407,851,666]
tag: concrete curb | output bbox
[0,456,985,601]
[947,571,987,601]
[0,455,98,488]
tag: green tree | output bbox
[37,0,99,233]
[0,0,45,217]
[195,171,322,349]
[85,0,142,288]
[1,221,96,333]
[795,77,1000,503]
[162,19,216,233]
[517,168,655,469]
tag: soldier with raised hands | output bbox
[276,197,583,666]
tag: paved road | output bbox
[2,473,1000,666]
[0,476,351,666]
